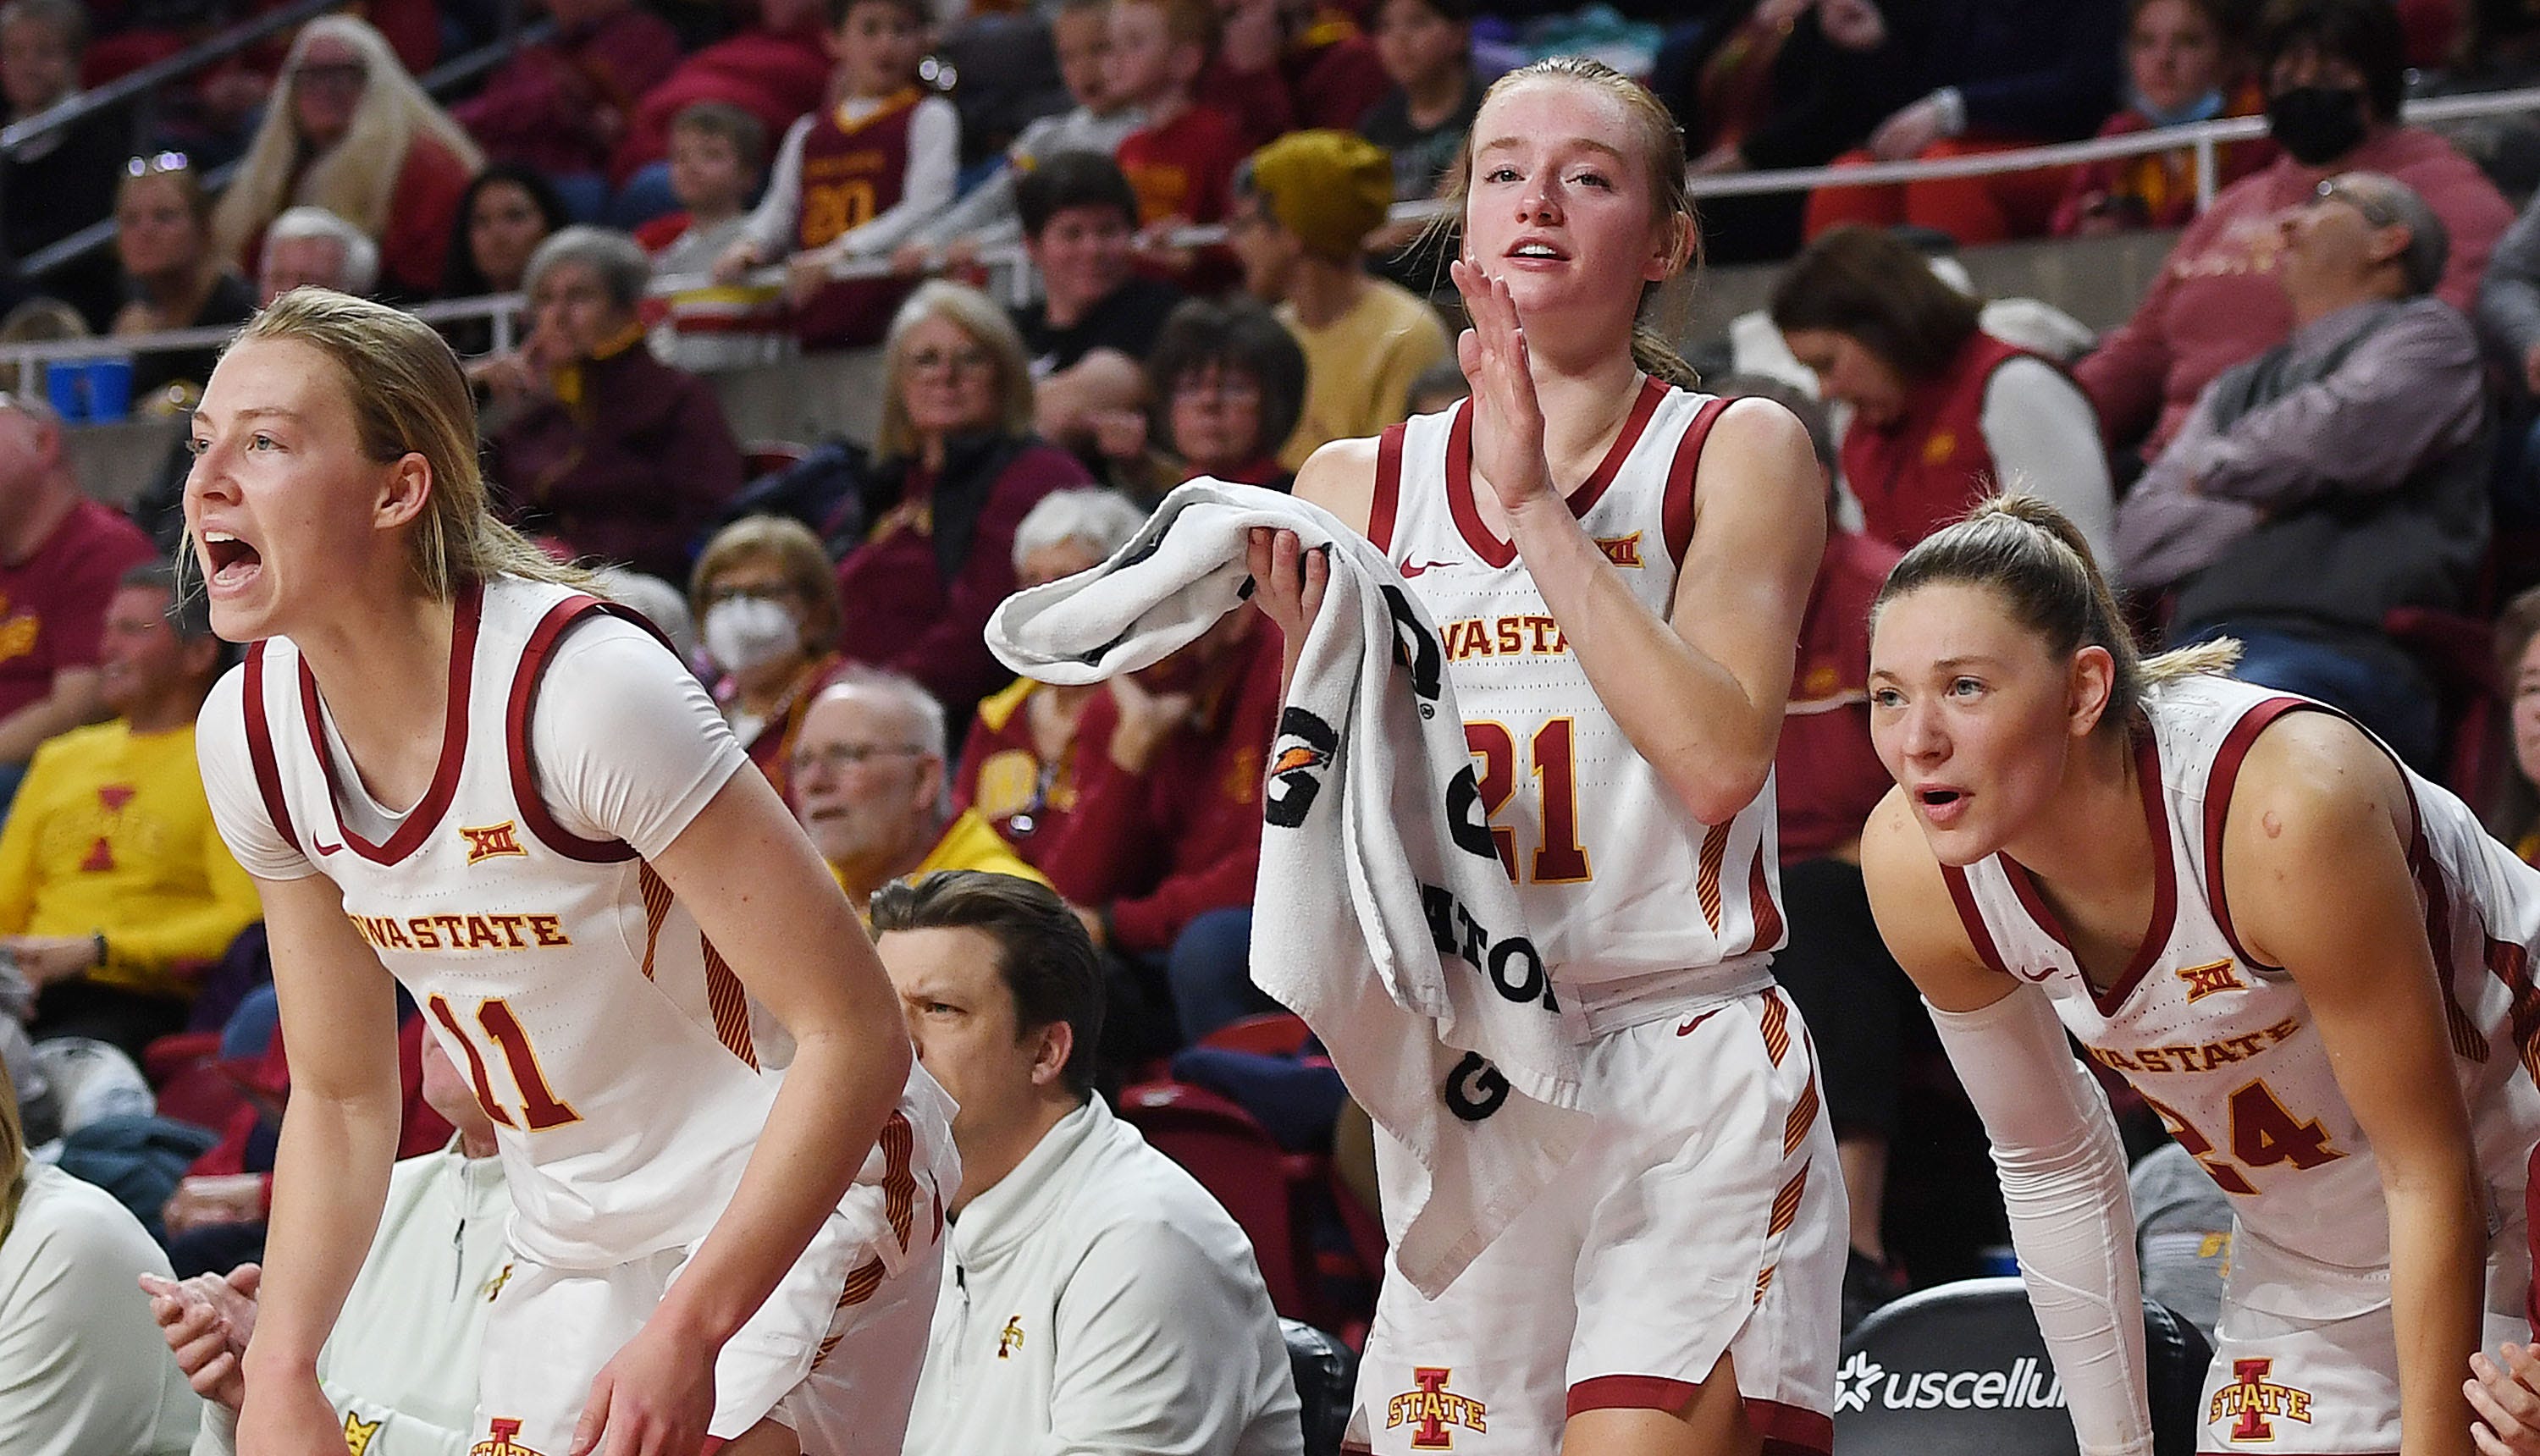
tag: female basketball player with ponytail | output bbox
[1249,54,1843,1456]
[183,289,955,1456]
[1860,495,2540,1456]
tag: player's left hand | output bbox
[2468,1345,2540,1455]
[1448,258,1556,517]
[571,1317,719,1456]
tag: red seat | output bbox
[1196,1012,1312,1058]
[152,1059,248,1133]
[1118,1079,1328,1324]
[743,440,810,479]
[141,1030,224,1088]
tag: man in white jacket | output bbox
[143,1034,509,1456]
[874,869,1303,1456]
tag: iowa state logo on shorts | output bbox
[470,1418,547,1456]
[2208,1358,2314,1442]
[1388,1366,1487,1449]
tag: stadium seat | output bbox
[1198,1011,1314,1057]
[1118,1078,1327,1322]
[743,440,810,480]
[1281,1317,1356,1456]
[1834,1277,2211,1456]
[2384,604,2501,799]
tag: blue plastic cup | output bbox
[82,358,132,421]
[41,361,84,422]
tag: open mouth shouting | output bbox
[199,529,262,595]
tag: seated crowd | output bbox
[8,0,2540,1450]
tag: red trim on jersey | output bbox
[505,593,677,863]
[1370,422,1405,554]
[299,581,483,864]
[1744,1398,1836,1456]
[1662,396,1733,566]
[1998,729,2178,1018]
[701,934,759,1068]
[1747,841,1785,951]
[240,642,301,856]
[1445,376,1668,567]
[879,1108,917,1250]
[2201,696,2314,970]
[1566,1374,1698,1417]
[1938,863,2015,979]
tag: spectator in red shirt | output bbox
[1107,0,1248,290]
[0,394,154,807]
[954,488,1152,861]
[207,16,483,301]
[608,0,835,223]
[483,228,746,582]
[2073,0,2511,465]
[1036,605,1281,1054]
[1711,375,1914,1328]
[831,282,1094,726]
[450,0,682,223]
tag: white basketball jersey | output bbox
[1372,380,1784,992]
[232,576,930,1271]
[1946,675,2540,1271]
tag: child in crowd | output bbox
[716,0,958,349]
[1106,0,1246,288]
[1358,0,1477,293]
[900,0,1147,268]
[640,102,790,370]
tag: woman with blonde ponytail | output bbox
[210,15,481,298]
[1248,52,1842,1456]
[182,289,952,1456]
[1861,494,2540,1456]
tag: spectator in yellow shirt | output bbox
[1225,129,1452,470]
[792,667,1050,913]
[5,562,256,1061]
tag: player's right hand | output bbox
[572,1317,718,1456]
[235,1373,347,1456]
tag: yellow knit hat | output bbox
[1246,130,1395,262]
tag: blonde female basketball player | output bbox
[1860,496,2540,1456]
[1248,55,1843,1456]
[185,290,955,1456]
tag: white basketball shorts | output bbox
[1345,985,1846,1454]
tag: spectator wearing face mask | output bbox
[2074,0,2511,467]
[690,516,850,806]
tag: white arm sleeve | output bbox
[839,97,961,257]
[1981,358,2118,570]
[196,665,318,881]
[1929,985,2153,1456]
[524,617,747,861]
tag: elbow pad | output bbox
[1930,987,2156,1456]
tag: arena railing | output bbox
[12,14,556,282]
[16,80,2540,386]
[0,0,341,157]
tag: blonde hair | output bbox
[875,281,1036,462]
[690,515,844,652]
[212,16,483,264]
[0,1048,23,1249]
[1875,494,2239,741]
[1433,54,1700,388]
[230,288,590,598]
